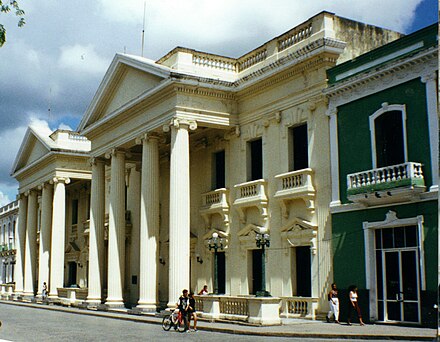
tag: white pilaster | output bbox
[421,73,438,191]
[327,107,341,206]
[14,194,27,295]
[165,118,197,307]
[37,183,53,297]
[23,190,38,297]
[49,177,70,298]
[87,158,106,304]
[105,149,126,307]
[137,133,160,311]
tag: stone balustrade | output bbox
[0,283,15,299]
[195,295,281,325]
[57,287,88,306]
[280,296,319,319]
[192,53,237,72]
[238,48,268,71]
[278,22,313,51]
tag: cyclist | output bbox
[177,289,190,331]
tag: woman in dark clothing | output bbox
[188,291,198,331]
[347,285,365,326]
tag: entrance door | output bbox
[67,262,77,287]
[382,249,420,323]
[217,252,226,295]
[252,249,263,294]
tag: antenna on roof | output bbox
[48,87,52,122]
[141,1,146,57]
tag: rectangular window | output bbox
[71,199,79,225]
[289,124,308,171]
[248,138,263,181]
[213,150,226,189]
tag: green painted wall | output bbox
[332,200,438,325]
[337,78,432,204]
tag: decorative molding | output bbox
[280,217,318,254]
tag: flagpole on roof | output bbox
[141,1,146,57]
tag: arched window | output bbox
[370,103,407,168]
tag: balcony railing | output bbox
[200,188,230,228]
[233,180,268,223]
[347,162,425,204]
[274,168,315,217]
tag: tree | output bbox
[0,0,25,47]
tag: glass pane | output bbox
[387,301,401,321]
[376,251,383,300]
[404,226,418,247]
[401,250,418,301]
[383,229,394,249]
[385,252,400,300]
[394,227,405,248]
[404,302,419,322]
[375,229,382,249]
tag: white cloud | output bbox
[0,191,12,207]
[58,123,73,131]
[58,44,108,75]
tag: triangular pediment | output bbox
[281,217,317,233]
[11,127,52,175]
[79,54,170,131]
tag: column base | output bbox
[22,293,35,302]
[12,293,23,301]
[134,303,157,313]
[103,300,125,309]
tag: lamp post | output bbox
[255,233,270,297]
[208,232,223,295]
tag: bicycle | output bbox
[162,309,187,332]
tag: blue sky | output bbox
[0,0,437,205]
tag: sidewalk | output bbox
[0,300,437,341]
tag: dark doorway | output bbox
[252,249,263,294]
[290,124,308,171]
[213,150,226,189]
[67,262,77,287]
[71,199,79,225]
[375,111,405,167]
[296,246,311,297]
[217,252,226,294]
[249,139,263,181]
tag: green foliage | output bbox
[0,0,25,47]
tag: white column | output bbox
[14,194,27,295]
[48,177,69,298]
[87,158,106,304]
[421,73,438,191]
[327,107,341,206]
[105,149,126,307]
[165,119,197,307]
[137,133,160,311]
[37,183,53,297]
[23,190,38,297]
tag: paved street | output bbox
[0,302,437,342]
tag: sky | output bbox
[0,0,437,205]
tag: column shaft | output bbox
[168,125,191,306]
[105,150,126,306]
[49,178,68,297]
[137,136,160,310]
[37,184,53,297]
[14,194,27,295]
[328,110,341,206]
[23,190,38,296]
[87,160,105,304]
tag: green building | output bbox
[325,24,438,327]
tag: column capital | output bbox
[51,177,70,185]
[163,118,197,132]
[421,72,437,83]
[104,148,126,159]
[326,105,338,117]
[135,132,162,145]
[89,157,106,167]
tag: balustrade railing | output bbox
[192,53,237,72]
[347,162,424,195]
[219,296,249,316]
[280,296,318,319]
[201,188,229,207]
[235,179,267,200]
[278,22,313,51]
[275,168,314,192]
[238,48,268,71]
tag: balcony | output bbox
[347,162,426,205]
[200,188,230,228]
[274,168,315,218]
[233,180,268,223]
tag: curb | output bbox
[0,300,436,341]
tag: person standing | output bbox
[347,285,365,326]
[326,283,339,323]
[42,282,48,300]
[188,291,198,332]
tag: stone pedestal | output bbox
[247,297,282,325]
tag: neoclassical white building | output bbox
[0,200,18,287]
[12,11,402,320]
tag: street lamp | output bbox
[255,233,270,297]
[208,232,223,295]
